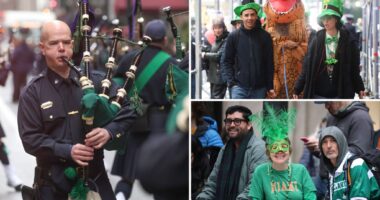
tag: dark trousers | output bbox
[0,141,10,165]
[210,83,227,99]
[12,71,27,102]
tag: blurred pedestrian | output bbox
[191,136,210,200]
[299,118,326,200]
[343,14,358,44]
[191,102,224,169]
[230,15,242,31]
[201,16,229,99]
[10,29,35,102]
[0,122,23,191]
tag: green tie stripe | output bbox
[134,51,171,94]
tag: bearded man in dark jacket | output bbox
[221,2,275,99]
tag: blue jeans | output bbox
[230,85,267,99]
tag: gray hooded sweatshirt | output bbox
[319,126,380,199]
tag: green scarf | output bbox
[216,131,253,200]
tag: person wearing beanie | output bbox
[319,126,380,199]
[201,16,229,99]
[294,0,365,99]
[112,19,187,200]
[221,2,276,99]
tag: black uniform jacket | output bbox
[115,45,179,107]
[17,68,137,191]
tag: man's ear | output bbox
[247,122,253,130]
[70,39,74,49]
[39,42,45,56]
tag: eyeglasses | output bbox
[223,118,247,126]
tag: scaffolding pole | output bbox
[373,0,379,98]
[362,0,379,98]
[195,0,203,99]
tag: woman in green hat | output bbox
[294,0,365,99]
[248,105,317,199]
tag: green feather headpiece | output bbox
[249,104,297,145]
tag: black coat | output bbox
[112,46,179,180]
[116,46,179,107]
[221,20,274,90]
[10,41,35,74]
[294,29,364,98]
[203,31,229,84]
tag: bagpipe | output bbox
[60,0,152,199]
[66,0,150,142]
[162,6,184,60]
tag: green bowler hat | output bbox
[318,0,343,20]
[231,15,242,25]
[234,2,261,16]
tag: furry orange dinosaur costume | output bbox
[264,0,308,98]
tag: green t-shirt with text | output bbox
[249,162,316,200]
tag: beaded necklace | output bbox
[268,164,292,200]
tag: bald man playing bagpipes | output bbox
[17,18,138,200]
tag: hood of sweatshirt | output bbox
[319,126,348,173]
[332,101,369,118]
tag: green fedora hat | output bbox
[318,0,343,19]
[234,2,261,16]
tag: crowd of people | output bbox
[0,4,189,199]
[191,101,380,200]
[198,0,365,99]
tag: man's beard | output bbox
[224,126,249,141]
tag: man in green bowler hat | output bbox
[221,2,276,99]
